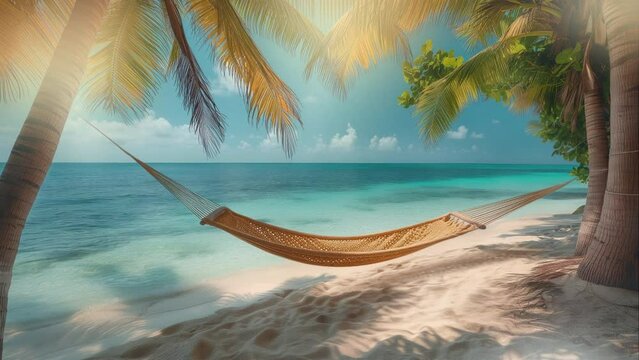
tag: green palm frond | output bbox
[188,0,301,157]
[230,0,323,58]
[415,1,569,143]
[164,0,225,157]
[83,0,170,117]
[305,0,477,97]
[415,43,512,142]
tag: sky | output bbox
[0,10,569,164]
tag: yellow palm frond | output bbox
[230,0,323,58]
[164,0,225,157]
[0,0,71,101]
[188,0,301,157]
[305,0,476,97]
[83,0,171,117]
[286,0,358,28]
[500,6,555,41]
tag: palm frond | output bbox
[286,0,358,28]
[230,0,323,58]
[305,0,476,97]
[164,0,225,157]
[188,0,301,157]
[457,0,560,45]
[414,5,566,144]
[500,7,555,41]
[0,0,71,101]
[83,0,170,118]
[416,37,527,142]
[559,68,584,129]
[527,119,543,135]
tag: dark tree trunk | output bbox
[574,62,609,256]
[577,0,639,290]
[0,0,109,356]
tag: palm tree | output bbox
[577,0,639,290]
[0,0,321,354]
[1,2,109,355]
[307,1,636,288]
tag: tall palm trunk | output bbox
[574,62,609,256]
[577,0,639,290]
[0,0,109,356]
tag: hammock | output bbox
[87,122,572,267]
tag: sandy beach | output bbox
[5,212,638,359]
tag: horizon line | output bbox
[0,161,575,166]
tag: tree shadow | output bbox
[473,214,583,259]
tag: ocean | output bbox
[6,163,585,330]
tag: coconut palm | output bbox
[0,0,322,354]
[577,0,638,290]
[307,0,638,289]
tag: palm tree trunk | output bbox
[577,0,639,290]
[574,63,609,256]
[0,0,109,356]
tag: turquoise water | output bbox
[7,163,585,328]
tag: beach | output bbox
[5,212,637,359]
[7,163,636,359]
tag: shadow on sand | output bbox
[91,214,637,359]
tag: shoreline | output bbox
[6,211,638,359]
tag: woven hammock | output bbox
[88,122,572,267]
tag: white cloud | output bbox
[211,66,239,95]
[470,132,484,139]
[408,144,415,151]
[237,140,252,150]
[328,123,357,151]
[55,111,208,162]
[491,119,501,124]
[472,144,479,152]
[446,125,469,140]
[369,135,399,152]
[260,132,280,151]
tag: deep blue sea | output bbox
[6,163,585,328]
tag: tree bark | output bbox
[574,62,609,256]
[0,0,109,356]
[577,0,639,290]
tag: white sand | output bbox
[6,213,638,359]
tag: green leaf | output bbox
[442,56,458,68]
[398,91,412,107]
[508,42,526,55]
[555,47,574,64]
[421,40,432,54]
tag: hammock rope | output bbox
[86,121,573,266]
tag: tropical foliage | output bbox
[399,38,608,183]
[2,0,323,156]
[0,1,324,355]
[312,0,638,290]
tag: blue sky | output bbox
[0,14,568,164]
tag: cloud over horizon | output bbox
[446,125,469,140]
[369,135,399,151]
